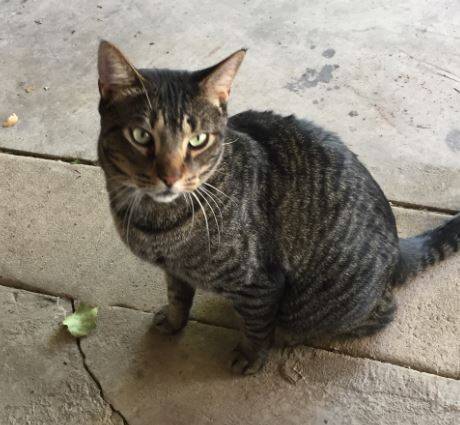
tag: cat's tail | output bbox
[393,212,460,285]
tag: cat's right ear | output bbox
[195,49,247,106]
[98,40,140,99]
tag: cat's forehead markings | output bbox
[182,114,193,134]
[151,112,166,148]
[153,112,165,132]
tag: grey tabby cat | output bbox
[97,40,460,375]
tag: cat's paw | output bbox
[152,305,185,335]
[230,346,266,375]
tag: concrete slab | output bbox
[0,285,122,425]
[325,208,460,379]
[326,252,460,379]
[81,307,460,425]
[1,0,460,209]
[0,152,236,326]
[1,153,458,377]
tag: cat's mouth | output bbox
[151,188,181,203]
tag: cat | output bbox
[97,40,460,375]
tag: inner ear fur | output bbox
[196,49,247,105]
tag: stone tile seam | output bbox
[0,149,458,215]
[70,299,130,425]
[0,280,129,425]
[0,279,460,381]
[0,279,130,423]
[1,276,458,382]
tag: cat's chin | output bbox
[150,192,181,204]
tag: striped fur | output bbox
[395,213,460,284]
[97,43,460,375]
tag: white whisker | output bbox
[182,193,195,239]
[197,188,221,247]
[203,182,236,205]
[187,193,195,237]
[191,191,211,254]
[122,192,135,242]
[109,186,131,204]
[223,137,240,146]
[126,191,141,247]
[200,186,224,216]
[138,76,153,112]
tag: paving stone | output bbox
[326,208,460,378]
[1,0,460,209]
[0,153,234,326]
[0,153,158,309]
[1,153,458,377]
[0,285,121,425]
[81,307,460,425]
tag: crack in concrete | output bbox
[0,280,130,423]
[0,278,74,301]
[109,303,239,331]
[0,277,457,381]
[310,344,459,382]
[1,150,456,216]
[70,300,130,425]
[389,199,458,216]
[0,147,97,166]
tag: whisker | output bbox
[122,192,136,243]
[109,187,133,210]
[187,193,195,238]
[183,193,190,211]
[209,169,227,176]
[138,76,153,112]
[203,182,237,205]
[182,193,193,239]
[108,185,130,198]
[125,191,141,247]
[200,186,224,216]
[222,137,240,146]
[197,188,221,247]
[191,191,211,254]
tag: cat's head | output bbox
[97,41,245,203]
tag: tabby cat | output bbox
[97,40,460,375]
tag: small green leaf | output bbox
[63,303,98,337]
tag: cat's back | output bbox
[228,110,352,175]
[229,111,401,335]
[228,109,398,251]
[229,110,382,199]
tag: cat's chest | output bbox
[115,204,251,290]
[137,233,246,291]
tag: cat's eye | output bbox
[188,133,209,149]
[132,127,152,145]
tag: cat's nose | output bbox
[156,153,183,187]
[159,173,181,188]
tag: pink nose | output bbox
[159,174,181,188]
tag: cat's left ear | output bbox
[196,49,247,105]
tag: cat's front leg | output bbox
[229,271,285,375]
[153,274,195,334]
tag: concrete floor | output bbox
[1,0,460,209]
[0,0,459,424]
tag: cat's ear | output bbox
[98,40,140,99]
[196,49,247,105]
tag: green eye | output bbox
[132,127,152,145]
[188,133,209,149]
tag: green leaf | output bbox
[63,303,98,337]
